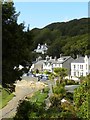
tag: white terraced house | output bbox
[71,55,90,77]
[30,55,74,75]
[43,55,74,75]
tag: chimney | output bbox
[77,55,79,59]
[46,55,49,61]
[50,56,52,60]
[60,53,62,58]
[54,56,57,61]
[77,54,82,59]
[85,55,89,58]
[84,55,88,62]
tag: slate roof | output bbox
[71,57,84,63]
[44,56,71,64]
[35,60,45,65]
[53,56,71,64]
[33,56,72,65]
[32,60,45,65]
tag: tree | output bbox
[2,2,32,88]
[74,75,89,119]
[14,100,45,119]
[48,72,55,81]
[54,68,67,84]
[61,34,88,58]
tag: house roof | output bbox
[33,56,72,66]
[33,60,45,65]
[44,56,72,64]
[72,57,84,63]
[52,56,71,64]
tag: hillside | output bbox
[31,18,89,58]
[45,18,88,36]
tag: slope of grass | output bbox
[28,87,49,106]
[0,87,14,109]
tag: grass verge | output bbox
[0,88,14,109]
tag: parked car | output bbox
[35,74,42,77]
[22,73,27,77]
[27,72,36,77]
[41,74,48,81]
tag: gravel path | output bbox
[0,76,47,119]
[0,87,35,119]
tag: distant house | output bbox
[71,55,90,77]
[30,56,44,72]
[34,43,48,54]
[43,55,74,75]
[43,56,53,72]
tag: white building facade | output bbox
[34,43,48,54]
[71,55,90,77]
[43,55,74,75]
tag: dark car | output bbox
[41,75,48,81]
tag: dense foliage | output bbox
[54,67,67,83]
[14,88,49,119]
[14,69,89,119]
[31,18,89,58]
[74,75,90,119]
[2,2,33,88]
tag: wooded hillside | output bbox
[31,18,89,58]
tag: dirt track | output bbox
[0,77,47,119]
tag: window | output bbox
[86,64,87,70]
[74,65,76,69]
[80,65,83,69]
[78,65,79,69]
[78,72,79,77]
[80,72,83,76]
[82,65,83,69]
[80,65,82,69]
[74,72,76,76]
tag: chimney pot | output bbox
[60,54,62,58]
[54,56,57,61]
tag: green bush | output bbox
[65,92,73,101]
[29,87,49,106]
